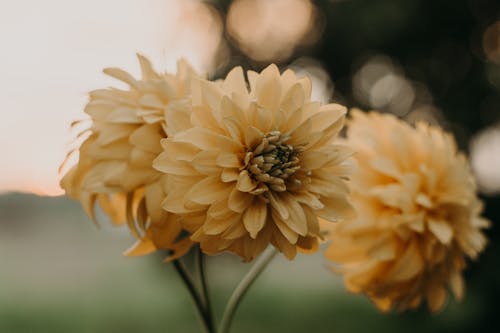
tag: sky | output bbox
[0,0,221,196]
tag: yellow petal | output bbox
[187,177,232,205]
[204,214,240,235]
[428,218,453,245]
[272,210,298,244]
[124,238,157,256]
[385,240,423,282]
[255,64,281,112]
[222,66,248,95]
[237,170,257,192]
[228,188,254,213]
[243,200,268,238]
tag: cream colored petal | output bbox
[316,194,355,221]
[228,187,254,213]
[310,107,345,133]
[237,170,257,192]
[129,124,163,154]
[449,271,464,301]
[222,116,244,142]
[192,150,221,175]
[294,191,324,210]
[200,80,224,112]
[272,229,298,259]
[106,107,143,123]
[223,66,248,95]
[426,283,447,313]
[385,240,423,282]
[231,92,251,111]
[280,83,305,115]
[191,104,225,134]
[370,157,402,179]
[281,105,303,133]
[123,238,157,256]
[288,117,312,146]
[175,127,242,153]
[95,124,136,146]
[161,140,199,162]
[203,214,240,235]
[207,199,234,220]
[243,200,268,239]
[216,152,242,168]
[300,151,331,170]
[137,53,160,80]
[255,64,281,112]
[186,177,232,205]
[165,99,192,136]
[139,94,164,109]
[153,153,198,176]
[279,193,308,236]
[268,192,290,220]
[89,89,135,106]
[247,70,259,95]
[221,168,239,182]
[129,148,156,168]
[103,67,138,88]
[221,221,248,239]
[244,126,264,148]
[272,210,299,244]
[84,101,114,119]
[427,218,453,245]
[251,107,273,133]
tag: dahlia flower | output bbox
[153,64,354,261]
[60,55,199,259]
[325,110,490,312]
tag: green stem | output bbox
[218,248,278,333]
[172,259,214,333]
[197,247,215,332]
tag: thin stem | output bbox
[197,247,215,332]
[172,259,214,333]
[218,248,278,333]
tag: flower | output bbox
[153,64,354,261]
[60,55,199,260]
[325,110,490,312]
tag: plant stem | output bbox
[172,258,214,333]
[197,247,215,332]
[218,248,278,333]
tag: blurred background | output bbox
[1,0,499,332]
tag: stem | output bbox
[218,248,278,333]
[197,247,215,332]
[172,259,214,333]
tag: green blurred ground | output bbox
[0,193,489,333]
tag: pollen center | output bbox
[244,130,300,193]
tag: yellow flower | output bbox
[60,55,199,260]
[325,110,490,312]
[153,64,354,261]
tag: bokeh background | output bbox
[1,0,500,332]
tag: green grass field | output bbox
[0,193,485,333]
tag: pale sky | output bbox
[0,0,222,196]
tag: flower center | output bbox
[244,130,300,193]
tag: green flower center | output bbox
[244,131,301,192]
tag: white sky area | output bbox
[0,0,218,196]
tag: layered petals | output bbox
[154,64,353,261]
[60,55,200,259]
[325,110,490,312]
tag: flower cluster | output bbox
[61,57,353,262]
[60,55,198,260]
[324,110,490,312]
[154,65,353,261]
[62,55,490,313]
